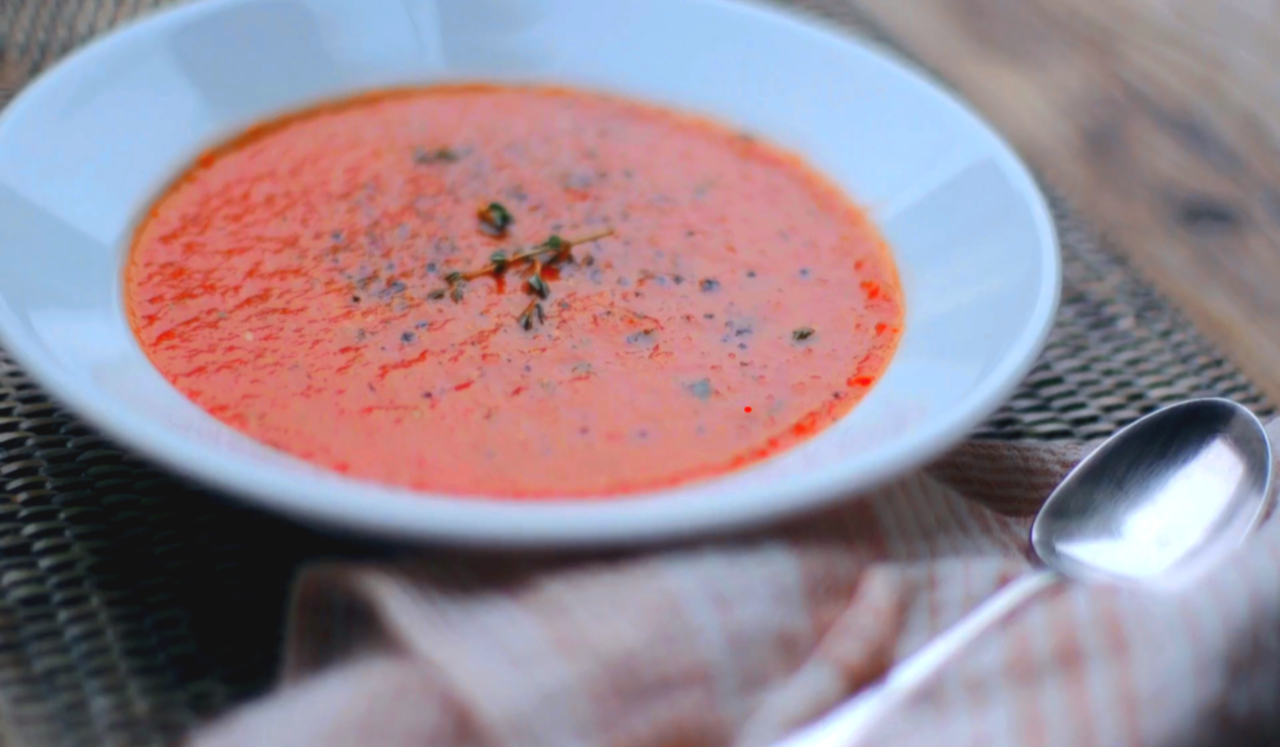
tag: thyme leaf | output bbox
[478,202,514,236]
[527,273,550,299]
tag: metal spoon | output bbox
[774,397,1272,747]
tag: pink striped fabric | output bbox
[187,422,1280,747]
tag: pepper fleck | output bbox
[413,146,460,164]
[685,378,713,400]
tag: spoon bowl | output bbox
[1034,397,1272,585]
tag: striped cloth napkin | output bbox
[187,420,1280,747]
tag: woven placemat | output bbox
[0,1,1275,745]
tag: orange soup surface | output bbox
[127,85,903,498]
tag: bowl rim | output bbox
[0,0,1061,547]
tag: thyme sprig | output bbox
[430,228,614,326]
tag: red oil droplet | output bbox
[744,406,753,413]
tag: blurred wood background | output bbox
[852,0,1280,400]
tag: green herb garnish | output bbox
[792,327,816,341]
[542,234,567,257]
[426,228,613,317]
[518,300,546,330]
[477,202,514,236]
[527,273,550,299]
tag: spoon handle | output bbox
[772,570,1060,747]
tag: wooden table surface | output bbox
[853,0,1280,400]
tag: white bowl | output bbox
[0,0,1059,547]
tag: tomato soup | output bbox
[126,85,903,497]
